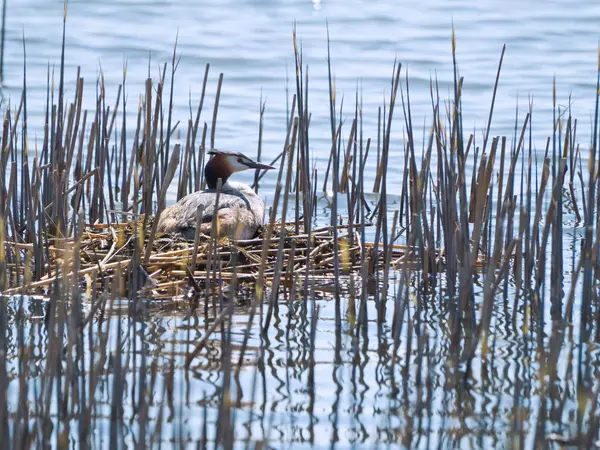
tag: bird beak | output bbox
[249,161,275,170]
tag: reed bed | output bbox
[0,7,598,449]
[2,219,445,299]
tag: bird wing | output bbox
[157,188,265,240]
[175,190,252,229]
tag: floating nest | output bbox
[2,218,449,300]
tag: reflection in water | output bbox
[1,267,598,449]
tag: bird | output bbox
[157,149,275,240]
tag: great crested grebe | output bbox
[157,150,275,240]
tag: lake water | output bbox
[6,0,600,196]
[2,1,600,449]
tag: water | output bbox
[7,287,579,449]
[6,0,600,196]
[2,1,600,449]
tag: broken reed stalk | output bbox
[143,143,180,265]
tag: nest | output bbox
[3,219,448,300]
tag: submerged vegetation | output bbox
[0,8,599,449]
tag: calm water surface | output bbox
[6,0,600,195]
[2,1,600,449]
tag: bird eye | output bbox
[237,158,242,163]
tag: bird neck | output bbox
[205,158,231,189]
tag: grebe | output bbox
[157,150,275,240]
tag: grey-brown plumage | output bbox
[157,150,274,240]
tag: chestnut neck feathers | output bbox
[204,153,232,189]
